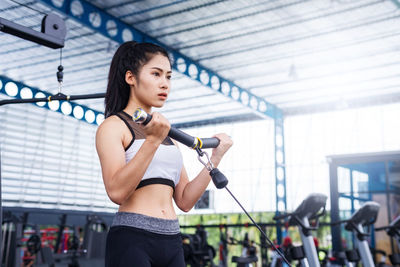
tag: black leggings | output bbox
[105,226,185,267]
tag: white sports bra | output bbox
[115,111,183,190]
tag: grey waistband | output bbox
[112,212,180,235]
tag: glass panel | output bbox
[388,160,400,195]
[338,167,351,193]
[339,198,352,220]
[352,170,369,199]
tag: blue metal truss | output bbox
[274,116,287,243]
[0,75,103,125]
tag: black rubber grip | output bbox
[201,138,220,148]
[168,128,196,148]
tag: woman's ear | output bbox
[125,70,136,86]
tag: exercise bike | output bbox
[341,201,380,267]
[273,193,328,267]
[182,226,216,267]
[229,233,258,267]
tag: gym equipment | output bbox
[23,234,42,266]
[38,214,107,267]
[182,226,216,267]
[370,248,390,267]
[81,215,108,260]
[2,212,23,267]
[0,13,66,48]
[229,233,258,267]
[343,201,380,267]
[181,222,278,267]
[375,215,400,266]
[218,226,228,267]
[1,212,45,267]
[134,108,291,265]
[326,202,380,267]
[269,236,292,267]
[273,193,328,267]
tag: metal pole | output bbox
[355,224,374,267]
[329,162,342,252]
[299,217,320,267]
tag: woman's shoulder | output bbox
[96,115,125,136]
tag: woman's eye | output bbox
[152,72,160,76]
[167,76,172,80]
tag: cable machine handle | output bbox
[132,108,220,149]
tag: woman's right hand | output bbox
[143,112,170,144]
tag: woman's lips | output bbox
[158,93,168,100]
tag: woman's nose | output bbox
[160,77,169,89]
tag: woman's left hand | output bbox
[210,133,233,167]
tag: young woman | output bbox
[96,41,233,267]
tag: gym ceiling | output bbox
[1,0,400,126]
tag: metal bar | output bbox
[0,75,103,125]
[355,225,375,267]
[0,93,105,106]
[0,17,64,49]
[299,217,320,267]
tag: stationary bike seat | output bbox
[231,255,258,263]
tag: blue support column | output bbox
[37,0,282,120]
[350,169,354,213]
[329,162,341,253]
[274,115,287,244]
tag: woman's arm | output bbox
[96,113,170,205]
[173,133,232,212]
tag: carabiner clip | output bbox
[197,149,214,172]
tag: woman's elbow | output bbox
[177,202,193,213]
[180,207,192,213]
[107,189,126,206]
[181,207,192,213]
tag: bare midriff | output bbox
[118,184,177,220]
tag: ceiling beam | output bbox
[37,0,282,120]
[0,75,103,125]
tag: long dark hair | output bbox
[104,41,170,118]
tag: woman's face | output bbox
[131,54,171,112]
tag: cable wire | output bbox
[224,186,291,266]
